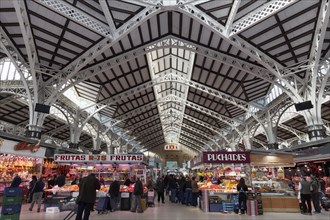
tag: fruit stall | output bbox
[190,151,251,213]
[50,153,148,211]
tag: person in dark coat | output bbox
[75,173,100,220]
[131,178,144,213]
[178,175,186,204]
[168,175,177,203]
[56,174,66,187]
[124,176,131,186]
[310,174,321,213]
[109,179,120,212]
[299,176,312,215]
[47,175,56,189]
[29,177,45,212]
[237,177,248,214]
[27,175,37,203]
[10,174,21,187]
[156,176,166,203]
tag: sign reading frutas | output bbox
[54,154,145,163]
[203,152,250,163]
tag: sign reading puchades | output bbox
[54,154,146,163]
[203,152,250,163]
[164,144,179,150]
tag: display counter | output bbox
[261,195,299,212]
[199,190,238,213]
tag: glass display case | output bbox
[251,167,295,197]
[251,167,299,212]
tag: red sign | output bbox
[14,142,40,153]
[203,152,250,163]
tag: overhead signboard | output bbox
[164,144,179,150]
[250,154,294,167]
[203,152,250,164]
[54,154,146,163]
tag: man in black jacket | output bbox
[131,178,144,213]
[109,179,120,212]
[75,173,100,220]
[10,174,21,187]
[29,177,45,212]
[311,174,321,213]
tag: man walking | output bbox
[29,177,45,212]
[131,178,144,213]
[311,174,321,213]
[75,173,100,220]
[109,178,120,212]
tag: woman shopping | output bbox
[236,178,248,214]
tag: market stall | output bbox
[0,138,46,205]
[250,152,299,212]
[50,153,148,211]
[190,151,251,213]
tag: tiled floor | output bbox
[14,200,330,220]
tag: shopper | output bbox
[109,179,120,212]
[124,175,131,186]
[299,176,312,215]
[168,175,177,203]
[75,173,101,220]
[10,174,21,187]
[27,175,37,203]
[288,178,295,191]
[71,177,78,185]
[236,177,248,214]
[146,176,154,190]
[47,175,56,188]
[191,176,199,207]
[131,177,144,213]
[56,173,66,187]
[310,174,321,213]
[156,176,165,203]
[184,175,192,206]
[178,175,186,204]
[29,177,45,212]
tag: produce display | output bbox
[45,183,148,193]
[123,184,148,193]
[198,182,221,190]
[0,154,41,192]
[0,155,40,174]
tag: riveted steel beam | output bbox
[36,0,112,38]
[230,0,298,36]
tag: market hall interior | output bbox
[1,0,330,220]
